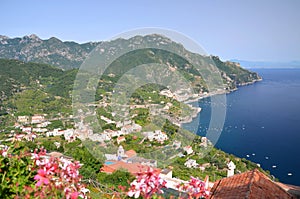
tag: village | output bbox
[0,110,221,190]
[1,84,299,198]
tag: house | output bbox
[184,159,199,168]
[21,126,32,133]
[173,140,181,149]
[104,147,137,162]
[200,137,208,148]
[103,129,116,138]
[125,149,137,158]
[36,121,51,128]
[46,128,63,137]
[132,123,142,132]
[210,169,296,199]
[116,120,132,128]
[160,168,173,179]
[121,125,133,134]
[31,115,45,124]
[276,182,300,198]
[101,161,159,176]
[17,116,29,123]
[183,145,193,155]
[63,129,75,141]
[126,156,157,167]
[100,116,115,124]
[144,130,168,143]
[117,136,126,145]
[24,132,37,141]
[32,127,48,133]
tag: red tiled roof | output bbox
[100,161,159,175]
[276,182,300,198]
[125,149,137,158]
[210,169,295,199]
[117,136,125,140]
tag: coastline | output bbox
[179,77,263,125]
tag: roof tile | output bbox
[210,169,295,199]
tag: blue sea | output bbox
[183,68,300,186]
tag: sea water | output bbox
[183,68,300,185]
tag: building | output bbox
[117,136,126,145]
[100,161,159,176]
[144,130,168,143]
[200,137,208,148]
[21,126,32,133]
[210,169,296,199]
[116,120,132,128]
[227,161,236,177]
[36,121,51,128]
[105,147,137,161]
[126,156,157,167]
[17,116,29,123]
[184,159,199,168]
[31,115,45,124]
[172,140,181,149]
[63,129,75,142]
[183,145,193,155]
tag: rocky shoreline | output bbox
[178,77,263,125]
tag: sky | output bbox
[1,0,300,62]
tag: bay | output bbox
[183,68,300,185]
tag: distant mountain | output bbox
[0,34,261,101]
[0,59,68,101]
[0,34,99,70]
[230,59,300,68]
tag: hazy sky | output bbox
[1,0,299,62]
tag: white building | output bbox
[116,120,132,128]
[184,159,199,168]
[144,130,168,143]
[46,128,63,137]
[37,121,51,128]
[63,129,75,141]
[21,126,32,133]
[100,116,115,124]
[32,128,48,133]
[117,136,126,145]
[183,145,193,155]
[227,161,236,177]
[200,137,208,148]
[173,140,181,149]
[31,115,45,124]
[17,116,29,123]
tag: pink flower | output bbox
[177,176,210,198]
[1,150,7,157]
[70,191,79,199]
[34,169,50,187]
[128,168,166,198]
[31,147,89,198]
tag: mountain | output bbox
[0,34,261,92]
[0,34,99,70]
[0,59,64,100]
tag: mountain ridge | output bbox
[0,34,261,103]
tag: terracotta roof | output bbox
[276,182,300,199]
[210,169,295,199]
[100,161,159,175]
[125,149,137,158]
[117,136,125,140]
